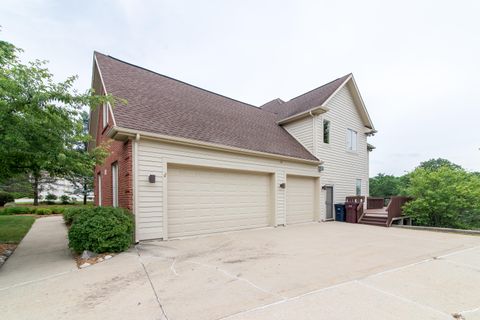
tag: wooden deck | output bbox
[355,197,412,227]
[364,208,388,216]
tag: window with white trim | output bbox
[346,129,357,151]
[102,103,109,128]
[97,173,102,206]
[112,162,118,207]
[323,119,330,144]
[356,179,362,196]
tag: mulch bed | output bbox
[74,252,116,268]
[0,243,17,267]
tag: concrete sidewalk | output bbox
[0,216,76,289]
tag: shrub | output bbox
[50,206,65,214]
[68,207,134,253]
[0,192,15,207]
[63,207,90,225]
[4,202,16,208]
[60,195,70,205]
[35,208,52,215]
[0,209,11,215]
[45,193,58,204]
[2,206,33,215]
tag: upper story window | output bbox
[356,179,362,196]
[102,103,109,128]
[346,129,357,151]
[323,120,330,144]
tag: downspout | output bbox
[309,111,321,222]
[133,133,140,243]
[309,111,317,155]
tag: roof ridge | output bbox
[95,51,262,111]
[287,73,351,102]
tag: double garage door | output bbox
[167,165,316,238]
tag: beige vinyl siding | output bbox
[283,116,314,153]
[136,139,319,240]
[281,83,370,221]
[316,84,369,219]
[286,175,316,224]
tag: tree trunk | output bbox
[33,175,39,206]
[83,182,87,205]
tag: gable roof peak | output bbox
[261,73,352,118]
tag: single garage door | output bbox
[167,165,272,238]
[286,175,316,224]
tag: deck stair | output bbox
[359,209,388,227]
[355,197,412,227]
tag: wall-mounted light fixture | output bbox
[318,165,324,172]
[148,175,156,183]
[279,183,286,189]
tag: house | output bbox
[38,178,93,202]
[89,52,375,241]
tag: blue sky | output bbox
[1,0,479,175]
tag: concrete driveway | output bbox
[1,222,480,320]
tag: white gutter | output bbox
[277,105,329,125]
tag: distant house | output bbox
[89,52,375,241]
[39,178,93,202]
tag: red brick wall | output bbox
[93,104,133,210]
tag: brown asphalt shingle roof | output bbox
[95,53,319,161]
[261,74,351,119]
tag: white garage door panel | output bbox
[168,165,271,238]
[286,175,316,224]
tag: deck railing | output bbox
[367,197,384,209]
[386,196,412,226]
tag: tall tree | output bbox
[369,173,401,197]
[418,158,463,171]
[403,166,480,228]
[0,40,111,205]
[66,111,99,205]
[0,173,33,199]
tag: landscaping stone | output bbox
[104,255,113,260]
[97,257,104,262]
[4,250,12,257]
[80,250,97,260]
[0,256,5,264]
[79,262,91,269]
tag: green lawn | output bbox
[0,216,35,243]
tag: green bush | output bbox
[63,207,90,225]
[60,195,70,205]
[50,206,65,214]
[0,192,15,207]
[68,207,133,253]
[45,193,57,204]
[2,206,33,215]
[0,209,10,215]
[34,208,52,215]
[4,202,16,208]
